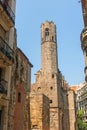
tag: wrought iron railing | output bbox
[0,0,15,24]
[0,79,8,94]
[0,36,14,62]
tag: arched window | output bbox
[37,87,41,90]
[45,28,49,36]
[18,92,21,103]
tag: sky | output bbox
[15,0,85,85]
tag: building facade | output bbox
[31,21,76,130]
[13,48,33,130]
[72,83,87,122]
[77,83,87,122]
[0,1,33,130]
[81,0,87,82]
[0,0,16,130]
[76,0,87,123]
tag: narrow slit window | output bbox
[52,36,54,41]
[52,74,54,78]
[18,92,21,103]
[86,49,87,56]
[50,86,53,90]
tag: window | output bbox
[52,74,54,78]
[50,100,52,103]
[86,49,87,56]
[37,87,41,91]
[18,92,21,103]
[52,36,54,41]
[45,28,49,36]
[50,86,53,90]
[38,87,41,89]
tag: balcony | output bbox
[0,0,15,31]
[0,36,14,67]
[0,79,7,94]
[81,27,87,50]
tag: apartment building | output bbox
[0,0,16,130]
[76,83,87,122]
[0,1,33,130]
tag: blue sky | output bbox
[15,0,85,85]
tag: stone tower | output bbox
[41,21,58,72]
[32,21,60,130]
[81,0,87,81]
[41,21,59,130]
[31,20,76,130]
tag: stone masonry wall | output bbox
[68,90,76,130]
[30,93,50,130]
[13,83,25,130]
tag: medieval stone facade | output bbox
[30,93,50,130]
[31,21,76,130]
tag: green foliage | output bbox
[77,110,87,130]
[83,122,87,130]
[77,110,84,117]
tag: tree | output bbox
[77,110,87,130]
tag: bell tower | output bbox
[81,0,87,81]
[41,21,58,73]
[40,21,60,130]
[31,20,77,130]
